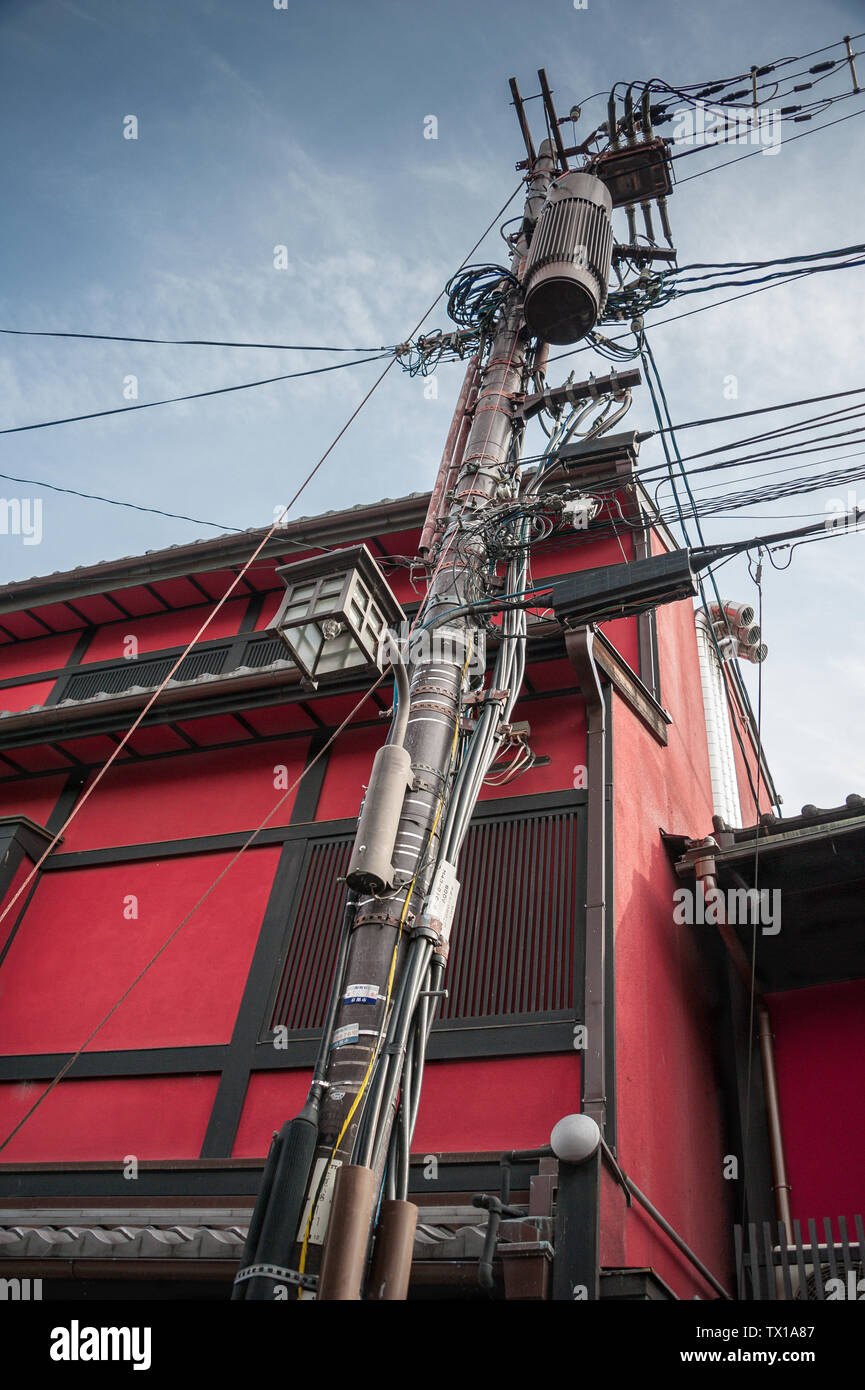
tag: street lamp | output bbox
[271,544,405,687]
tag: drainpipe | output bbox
[565,627,606,1134]
[691,845,792,1229]
[756,1002,793,1230]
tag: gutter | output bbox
[565,627,607,1135]
[0,494,432,618]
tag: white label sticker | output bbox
[425,860,460,941]
[331,1023,359,1049]
[343,983,381,1005]
[299,1157,343,1247]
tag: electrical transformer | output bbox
[522,170,614,345]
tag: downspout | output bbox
[756,1002,793,1229]
[565,626,606,1134]
[691,845,792,1229]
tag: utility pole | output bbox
[232,138,558,1302]
[300,139,558,1290]
[234,63,668,1302]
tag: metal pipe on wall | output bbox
[317,1164,378,1301]
[564,627,607,1134]
[757,1002,793,1230]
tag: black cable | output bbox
[0,328,390,352]
[645,384,865,438]
[548,246,865,368]
[0,353,392,437]
[676,101,865,185]
[0,469,240,531]
[641,337,769,811]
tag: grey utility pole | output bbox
[290,140,558,1291]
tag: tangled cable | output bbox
[445,263,521,331]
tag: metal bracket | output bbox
[515,368,641,422]
[356,908,415,930]
[233,1262,318,1291]
[463,688,509,708]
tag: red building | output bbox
[0,440,862,1300]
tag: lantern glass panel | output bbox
[316,627,366,676]
[290,620,326,679]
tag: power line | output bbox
[0,327,389,352]
[548,254,865,368]
[0,352,392,437]
[0,468,241,531]
[575,31,865,113]
[675,100,865,185]
[643,384,865,438]
[513,388,865,479]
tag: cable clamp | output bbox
[463,688,509,708]
[414,916,450,962]
[232,1263,318,1291]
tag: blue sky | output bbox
[1,0,863,810]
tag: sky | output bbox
[0,0,863,812]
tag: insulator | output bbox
[658,196,673,247]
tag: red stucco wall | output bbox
[609,592,733,1297]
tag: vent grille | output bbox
[268,806,580,1035]
[440,808,578,1018]
[270,837,353,1032]
[241,635,287,669]
[63,646,230,702]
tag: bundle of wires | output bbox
[445,263,521,331]
[603,243,865,324]
[396,327,480,377]
[601,33,864,142]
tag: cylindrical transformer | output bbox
[346,742,414,893]
[522,171,614,345]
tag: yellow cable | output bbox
[297,644,470,1293]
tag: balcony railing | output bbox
[734,1217,864,1300]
